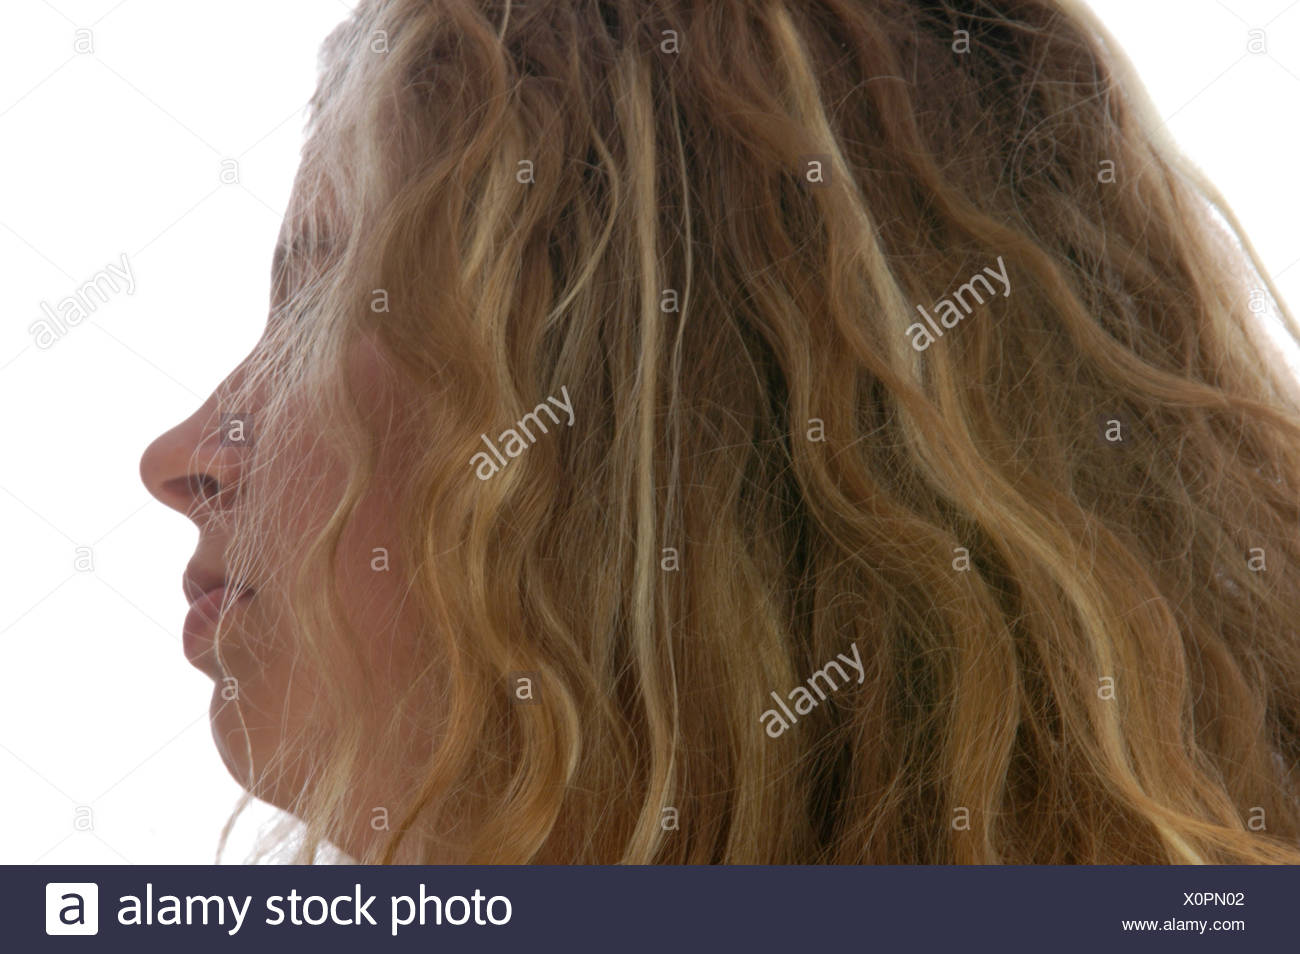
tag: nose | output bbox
[139,393,249,525]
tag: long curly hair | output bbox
[214,0,1300,863]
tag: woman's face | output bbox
[138,324,428,855]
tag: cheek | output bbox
[334,485,425,682]
[211,430,425,741]
[336,335,431,685]
[208,486,431,801]
[211,332,436,792]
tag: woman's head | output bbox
[140,0,1300,863]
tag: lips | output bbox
[181,570,257,673]
[187,583,253,622]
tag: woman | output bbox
[139,0,1300,864]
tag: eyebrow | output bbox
[269,239,294,312]
[272,234,313,278]
[271,236,290,273]
[270,233,334,300]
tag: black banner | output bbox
[7,864,1290,951]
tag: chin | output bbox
[208,694,253,786]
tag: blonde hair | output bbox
[215,0,1300,863]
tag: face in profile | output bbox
[138,313,435,860]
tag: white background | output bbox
[1,0,1298,864]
